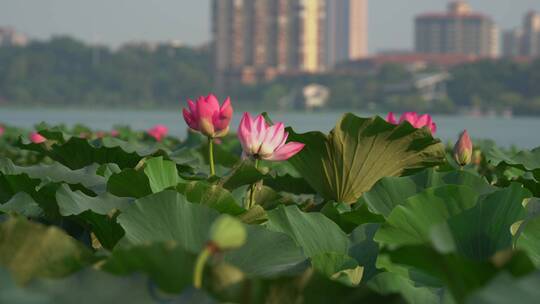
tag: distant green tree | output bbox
[0,37,212,107]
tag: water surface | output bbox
[1,108,538,148]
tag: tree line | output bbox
[0,37,212,107]
[1,36,540,115]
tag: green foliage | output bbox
[0,37,212,107]
[288,113,445,203]
[0,217,95,284]
[0,118,538,303]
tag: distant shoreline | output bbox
[1,105,539,118]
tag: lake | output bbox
[0,108,539,149]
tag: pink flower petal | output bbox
[30,132,46,144]
[399,112,418,125]
[386,112,397,124]
[259,122,286,156]
[238,112,253,152]
[183,108,198,130]
[213,96,233,131]
[430,122,437,134]
[267,142,305,161]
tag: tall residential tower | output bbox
[522,11,540,57]
[325,0,368,68]
[213,0,327,89]
[212,0,368,89]
[415,1,498,57]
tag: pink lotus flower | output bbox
[386,112,437,134]
[183,94,233,138]
[0,125,4,137]
[148,124,169,142]
[29,132,46,144]
[238,113,305,161]
[453,130,473,166]
[110,130,120,137]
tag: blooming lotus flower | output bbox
[0,125,4,137]
[386,112,437,134]
[182,94,233,138]
[29,132,46,144]
[148,124,168,142]
[453,130,473,166]
[238,113,305,161]
[110,130,120,137]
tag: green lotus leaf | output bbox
[223,224,306,278]
[486,146,540,173]
[267,205,349,257]
[367,271,442,304]
[55,184,129,249]
[375,185,479,246]
[287,114,445,204]
[388,245,535,303]
[107,168,152,198]
[0,158,106,194]
[444,183,531,260]
[363,169,493,217]
[0,216,95,284]
[311,252,363,287]
[56,184,130,216]
[17,133,167,170]
[0,192,43,217]
[143,156,180,193]
[176,180,245,215]
[516,216,540,267]
[117,191,217,252]
[0,268,159,304]
[117,191,306,277]
[466,271,540,304]
[101,241,196,293]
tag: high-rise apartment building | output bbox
[212,0,368,89]
[325,0,368,68]
[502,11,540,58]
[502,29,524,57]
[0,27,28,47]
[213,0,327,88]
[522,11,540,57]
[415,1,498,57]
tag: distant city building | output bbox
[502,29,524,57]
[502,11,540,58]
[213,0,326,88]
[212,0,368,89]
[0,27,28,47]
[522,11,540,57]
[325,0,368,68]
[414,1,499,57]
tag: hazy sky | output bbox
[1,0,540,53]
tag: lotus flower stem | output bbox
[248,159,259,209]
[208,137,215,176]
[193,246,212,289]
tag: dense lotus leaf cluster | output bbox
[0,114,539,304]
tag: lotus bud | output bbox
[453,130,473,166]
[209,215,247,251]
[182,94,233,138]
[29,132,46,144]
